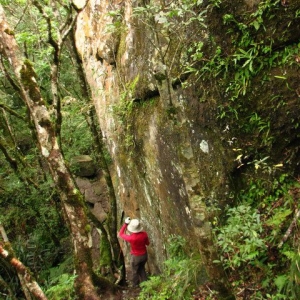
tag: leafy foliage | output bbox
[213,174,300,299]
[138,235,203,300]
[214,204,267,269]
[61,99,94,163]
[45,273,76,300]
[188,0,300,148]
[0,0,89,297]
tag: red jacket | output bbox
[118,223,150,256]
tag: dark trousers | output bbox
[130,253,148,286]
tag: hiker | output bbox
[118,217,150,287]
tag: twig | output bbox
[278,209,300,248]
[0,223,8,242]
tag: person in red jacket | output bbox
[118,217,150,287]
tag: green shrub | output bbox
[214,175,300,299]
[214,204,267,270]
[45,273,76,300]
[138,235,203,300]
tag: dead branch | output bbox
[278,209,300,248]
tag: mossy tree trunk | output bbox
[85,106,126,280]
[68,29,126,282]
[0,5,116,299]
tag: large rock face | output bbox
[74,0,300,273]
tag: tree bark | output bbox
[0,224,41,300]
[68,29,126,282]
[85,106,125,281]
[0,245,47,300]
[0,5,115,299]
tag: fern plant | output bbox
[44,256,76,300]
[45,273,77,300]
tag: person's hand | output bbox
[125,217,131,224]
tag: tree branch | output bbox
[0,136,39,189]
[0,244,47,300]
[278,208,300,248]
[0,6,110,298]
[0,103,25,120]
[0,138,18,171]
[31,1,78,144]
[0,57,21,93]
[1,223,34,300]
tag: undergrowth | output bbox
[213,174,300,299]
[43,256,76,300]
[138,235,204,300]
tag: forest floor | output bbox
[119,286,142,300]
[113,271,221,300]
[116,268,142,300]
[111,267,221,300]
[117,282,221,300]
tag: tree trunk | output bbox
[0,5,115,299]
[0,245,47,300]
[68,30,126,282]
[0,224,33,300]
[85,106,125,280]
[0,224,43,300]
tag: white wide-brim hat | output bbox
[128,219,143,233]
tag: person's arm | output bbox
[118,217,133,242]
[118,223,128,238]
